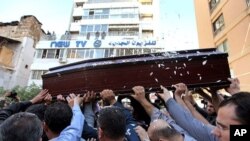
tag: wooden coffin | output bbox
[42,48,231,96]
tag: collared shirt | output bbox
[151,107,197,141]
[165,98,218,141]
[50,104,85,141]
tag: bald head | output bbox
[147,119,183,141]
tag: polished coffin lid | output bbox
[42,48,231,96]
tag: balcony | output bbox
[139,5,153,16]
[73,7,83,17]
[140,22,154,30]
[70,22,80,32]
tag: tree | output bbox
[12,83,42,101]
[0,87,5,97]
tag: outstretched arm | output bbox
[157,86,216,141]
[183,92,210,125]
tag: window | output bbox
[55,49,60,58]
[217,40,229,52]
[47,49,56,58]
[42,49,47,58]
[83,8,138,20]
[213,14,225,36]
[36,49,62,59]
[67,49,76,58]
[85,49,94,59]
[76,49,85,58]
[89,10,94,16]
[80,24,108,36]
[31,70,48,80]
[35,50,43,58]
[209,0,220,12]
[94,49,105,58]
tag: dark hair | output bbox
[0,112,43,141]
[97,106,126,140]
[44,102,73,134]
[6,91,17,99]
[26,104,47,121]
[151,126,181,141]
[219,92,250,124]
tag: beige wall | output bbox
[194,0,250,91]
[194,0,215,48]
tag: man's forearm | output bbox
[138,99,154,116]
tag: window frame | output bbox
[212,14,225,36]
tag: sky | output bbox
[0,0,199,50]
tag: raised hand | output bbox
[226,78,240,95]
[30,89,49,104]
[100,89,116,105]
[157,85,172,102]
[66,93,83,108]
[131,86,146,102]
[172,83,188,97]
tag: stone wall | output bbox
[0,15,43,45]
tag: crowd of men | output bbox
[0,77,249,141]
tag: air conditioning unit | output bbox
[59,57,67,63]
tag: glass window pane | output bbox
[89,49,94,58]
[67,49,76,58]
[94,49,104,58]
[36,50,43,58]
[103,9,109,14]
[95,25,101,31]
[87,25,94,32]
[83,9,89,16]
[76,49,85,58]
[101,25,108,32]
[32,71,37,79]
[81,25,87,32]
[47,49,56,58]
[104,49,109,57]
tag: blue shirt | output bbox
[165,98,218,141]
[151,107,197,141]
[51,104,85,141]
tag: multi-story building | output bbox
[29,0,164,86]
[194,0,250,91]
[0,15,43,90]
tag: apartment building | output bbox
[194,0,250,91]
[29,0,164,86]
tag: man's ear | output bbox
[98,127,104,139]
[43,122,49,132]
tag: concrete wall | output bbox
[194,0,250,91]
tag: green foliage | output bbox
[0,83,42,102]
[0,87,5,97]
[13,83,42,101]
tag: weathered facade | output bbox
[0,15,44,90]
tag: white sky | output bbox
[0,0,199,50]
